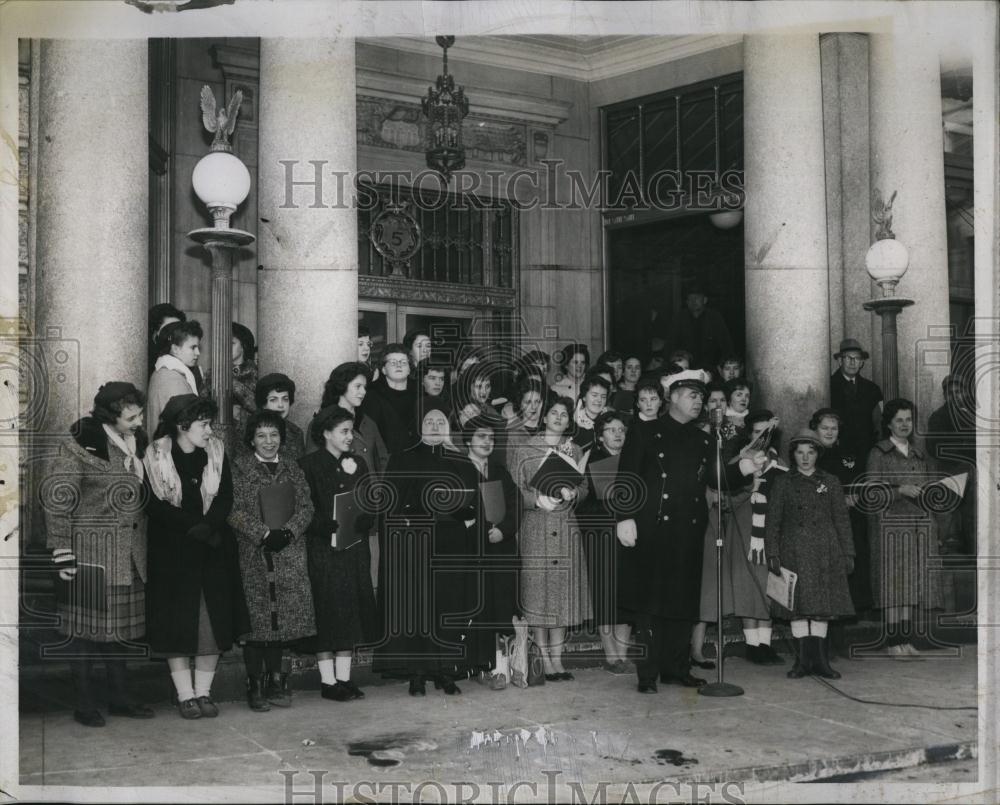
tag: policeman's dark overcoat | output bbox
[615,413,742,619]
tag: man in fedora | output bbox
[830,338,883,472]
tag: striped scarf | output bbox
[749,457,787,540]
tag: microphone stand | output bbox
[699,416,744,697]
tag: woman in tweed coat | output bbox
[865,398,943,657]
[43,382,153,727]
[765,429,855,680]
[228,410,316,711]
[509,395,591,682]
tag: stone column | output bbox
[257,39,358,433]
[820,33,874,368]
[869,27,951,421]
[35,40,148,429]
[743,35,830,434]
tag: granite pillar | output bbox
[257,38,358,433]
[35,40,148,428]
[869,27,952,421]
[743,34,830,434]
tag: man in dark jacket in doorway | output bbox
[669,283,735,371]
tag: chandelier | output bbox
[421,36,470,181]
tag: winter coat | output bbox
[228,453,316,642]
[865,440,943,610]
[145,441,250,655]
[830,372,883,471]
[764,468,855,619]
[146,366,195,434]
[509,434,592,628]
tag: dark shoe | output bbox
[812,637,841,680]
[408,677,426,696]
[605,660,632,675]
[637,680,658,694]
[341,679,365,699]
[108,702,155,719]
[544,673,562,682]
[434,677,461,695]
[745,644,762,664]
[757,643,785,665]
[321,681,352,702]
[787,638,809,678]
[73,709,105,727]
[246,676,270,712]
[264,672,292,708]
[177,698,202,719]
[690,656,716,670]
[195,696,219,718]
[662,673,707,688]
[557,671,574,681]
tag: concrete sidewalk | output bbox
[18,647,977,797]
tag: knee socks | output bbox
[170,668,195,701]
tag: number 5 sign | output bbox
[371,199,422,277]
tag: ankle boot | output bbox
[786,638,809,678]
[265,671,292,707]
[812,637,841,679]
[246,676,270,712]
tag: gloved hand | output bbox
[536,494,560,512]
[52,547,77,580]
[261,529,292,553]
[747,537,766,565]
[487,527,504,544]
[767,556,782,577]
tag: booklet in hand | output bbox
[587,454,621,501]
[766,566,798,611]
[332,490,362,551]
[529,449,584,499]
[259,481,295,530]
[479,479,506,524]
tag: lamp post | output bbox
[862,190,913,400]
[188,87,254,446]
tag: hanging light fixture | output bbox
[708,84,743,230]
[421,36,469,181]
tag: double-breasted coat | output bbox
[615,414,744,620]
[509,435,592,628]
[865,439,943,610]
[145,441,249,656]
[763,468,855,619]
[228,453,316,643]
[297,449,378,652]
[44,417,149,641]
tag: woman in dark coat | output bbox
[453,415,521,687]
[865,398,943,657]
[811,407,872,614]
[228,410,316,712]
[298,406,378,702]
[576,411,631,673]
[765,429,855,680]
[43,382,153,727]
[144,394,249,720]
[371,404,481,696]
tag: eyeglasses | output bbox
[386,359,409,368]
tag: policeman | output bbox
[615,369,762,693]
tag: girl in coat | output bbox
[298,406,378,702]
[576,411,631,674]
[865,398,943,657]
[320,362,389,477]
[765,429,855,679]
[371,404,479,696]
[43,382,153,727]
[146,320,205,429]
[144,394,249,720]
[508,395,591,682]
[454,415,521,688]
[228,410,316,712]
[254,373,305,460]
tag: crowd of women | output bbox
[42,302,948,725]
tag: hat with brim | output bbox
[834,338,870,360]
[665,368,710,394]
[789,428,823,450]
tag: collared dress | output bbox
[865,439,943,611]
[297,449,378,652]
[509,435,592,628]
[763,468,855,619]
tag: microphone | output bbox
[709,407,725,430]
